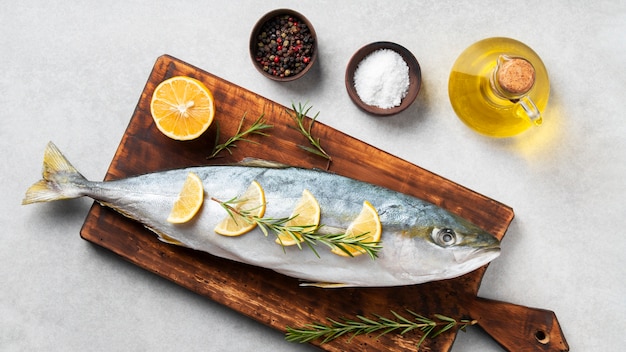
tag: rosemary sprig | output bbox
[208,112,273,159]
[211,196,381,259]
[302,229,381,260]
[285,310,477,350]
[287,102,332,163]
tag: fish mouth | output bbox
[454,245,501,265]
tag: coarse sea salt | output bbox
[353,49,410,109]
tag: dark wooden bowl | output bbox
[249,9,318,82]
[345,41,421,116]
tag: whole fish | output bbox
[23,142,500,287]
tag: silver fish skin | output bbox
[23,142,500,287]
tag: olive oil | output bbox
[448,37,550,137]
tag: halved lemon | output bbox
[331,200,382,257]
[167,172,204,223]
[150,76,215,140]
[214,181,266,236]
[275,189,321,246]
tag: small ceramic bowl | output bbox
[345,41,421,116]
[249,9,318,82]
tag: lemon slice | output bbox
[150,76,215,140]
[331,200,382,257]
[214,181,266,236]
[167,172,204,223]
[275,189,321,246]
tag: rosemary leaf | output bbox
[297,145,329,159]
[416,326,433,348]
[392,310,415,325]
[434,313,456,322]
[432,321,457,337]
[208,112,273,159]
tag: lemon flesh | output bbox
[331,200,381,257]
[275,189,321,246]
[167,172,204,224]
[214,181,266,236]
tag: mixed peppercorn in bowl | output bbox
[249,9,317,82]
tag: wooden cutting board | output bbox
[80,55,568,351]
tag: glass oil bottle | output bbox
[448,37,550,138]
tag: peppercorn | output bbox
[253,13,315,78]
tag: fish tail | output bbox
[22,142,89,205]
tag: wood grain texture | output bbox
[461,297,569,352]
[80,55,517,351]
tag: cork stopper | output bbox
[496,57,535,95]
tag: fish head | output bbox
[428,222,501,277]
[397,215,501,283]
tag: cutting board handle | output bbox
[465,297,569,351]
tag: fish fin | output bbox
[141,225,185,246]
[155,232,185,246]
[299,282,352,289]
[238,158,290,169]
[22,142,88,205]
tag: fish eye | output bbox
[433,228,457,247]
